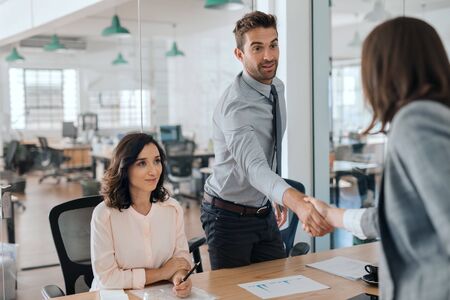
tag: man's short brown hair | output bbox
[233,11,277,51]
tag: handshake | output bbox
[283,188,345,237]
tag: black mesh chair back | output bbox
[38,136,49,149]
[4,140,19,170]
[165,140,196,178]
[49,195,103,295]
[280,179,310,256]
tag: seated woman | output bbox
[90,132,192,298]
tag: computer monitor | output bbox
[160,125,182,143]
[62,122,78,141]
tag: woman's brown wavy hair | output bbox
[101,132,169,210]
[361,17,450,134]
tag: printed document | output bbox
[307,256,370,280]
[238,275,329,299]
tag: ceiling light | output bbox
[204,0,245,10]
[166,42,185,57]
[348,31,362,47]
[43,34,65,51]
[364,0,391,22]
[5,47,25,62]
[112,52,128,65]
[102,14,130,37]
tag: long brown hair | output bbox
[101,132,169,210]
[361,17,450,134]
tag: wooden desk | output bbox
[53,243,379,300]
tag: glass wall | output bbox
[328,0,450,248]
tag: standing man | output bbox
[202,11,332,270]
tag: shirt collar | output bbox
[242,69,272,99]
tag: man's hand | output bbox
[282,188,333,236]
[273,203,287,227]
[171,270,192,298]
[304,197,345,229]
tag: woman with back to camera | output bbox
[90,132,192,297]
[304,17,450,299]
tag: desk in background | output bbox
[331,160,381,208]
[21,139,92,170]
[53,243,379,300]
[91,145,214,179]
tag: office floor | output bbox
[1,174,209,300]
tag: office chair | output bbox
[37,136,71,184]
[165,140,198,208]
[41,195,206,299]
[280,179,310,257]
[0,140,26,209]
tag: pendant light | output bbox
[166,24,185,57]
[364,0,391,22]
[102,14,130,37]
[204,0,245,10]
[43,34,65,51]
[5,47,25,62]
[166,42,185,57]
[112,52,128,65]
[348,31,362,47]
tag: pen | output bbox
[181,261,200,283]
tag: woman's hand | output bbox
[302,197,344,234]
[161,257,191,280]
[171,270,192,298]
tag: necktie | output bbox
[270,85,282,175]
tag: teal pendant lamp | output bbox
[44,34,65,51]
[112,52,128,65]
[166,42,184,57]
[204,0,245,10]
[102,14,130,37]
[6,47,25,62]
[166,24,185,57]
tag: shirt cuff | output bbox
[132,268,146,289]
[343,208,367,240]
[271,178,291,205]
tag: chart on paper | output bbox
[238,275,329,299]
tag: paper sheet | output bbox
[131,283,216,299]
[238,275,329,299]
[99,289,128,300]
[307,256,370,280]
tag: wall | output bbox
[0,36,169,141]
[167,25,242,149]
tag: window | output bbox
[87,90,150,129]
[9,68,78,130]
[331,63,373,137]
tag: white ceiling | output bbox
[332,0,450,26]
[54,0,250,39]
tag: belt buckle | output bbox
[256,205,269,217]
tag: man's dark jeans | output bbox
[200,202,286,270]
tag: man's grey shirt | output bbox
[204,70,291,207]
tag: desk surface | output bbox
[53,243,379,300]
[333,160,379,173]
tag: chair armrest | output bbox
[188,236,206,273]
[289,242,310,257]
[188,236,206,252]
[41,285,65,299]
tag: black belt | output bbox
[203,193,271,217]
